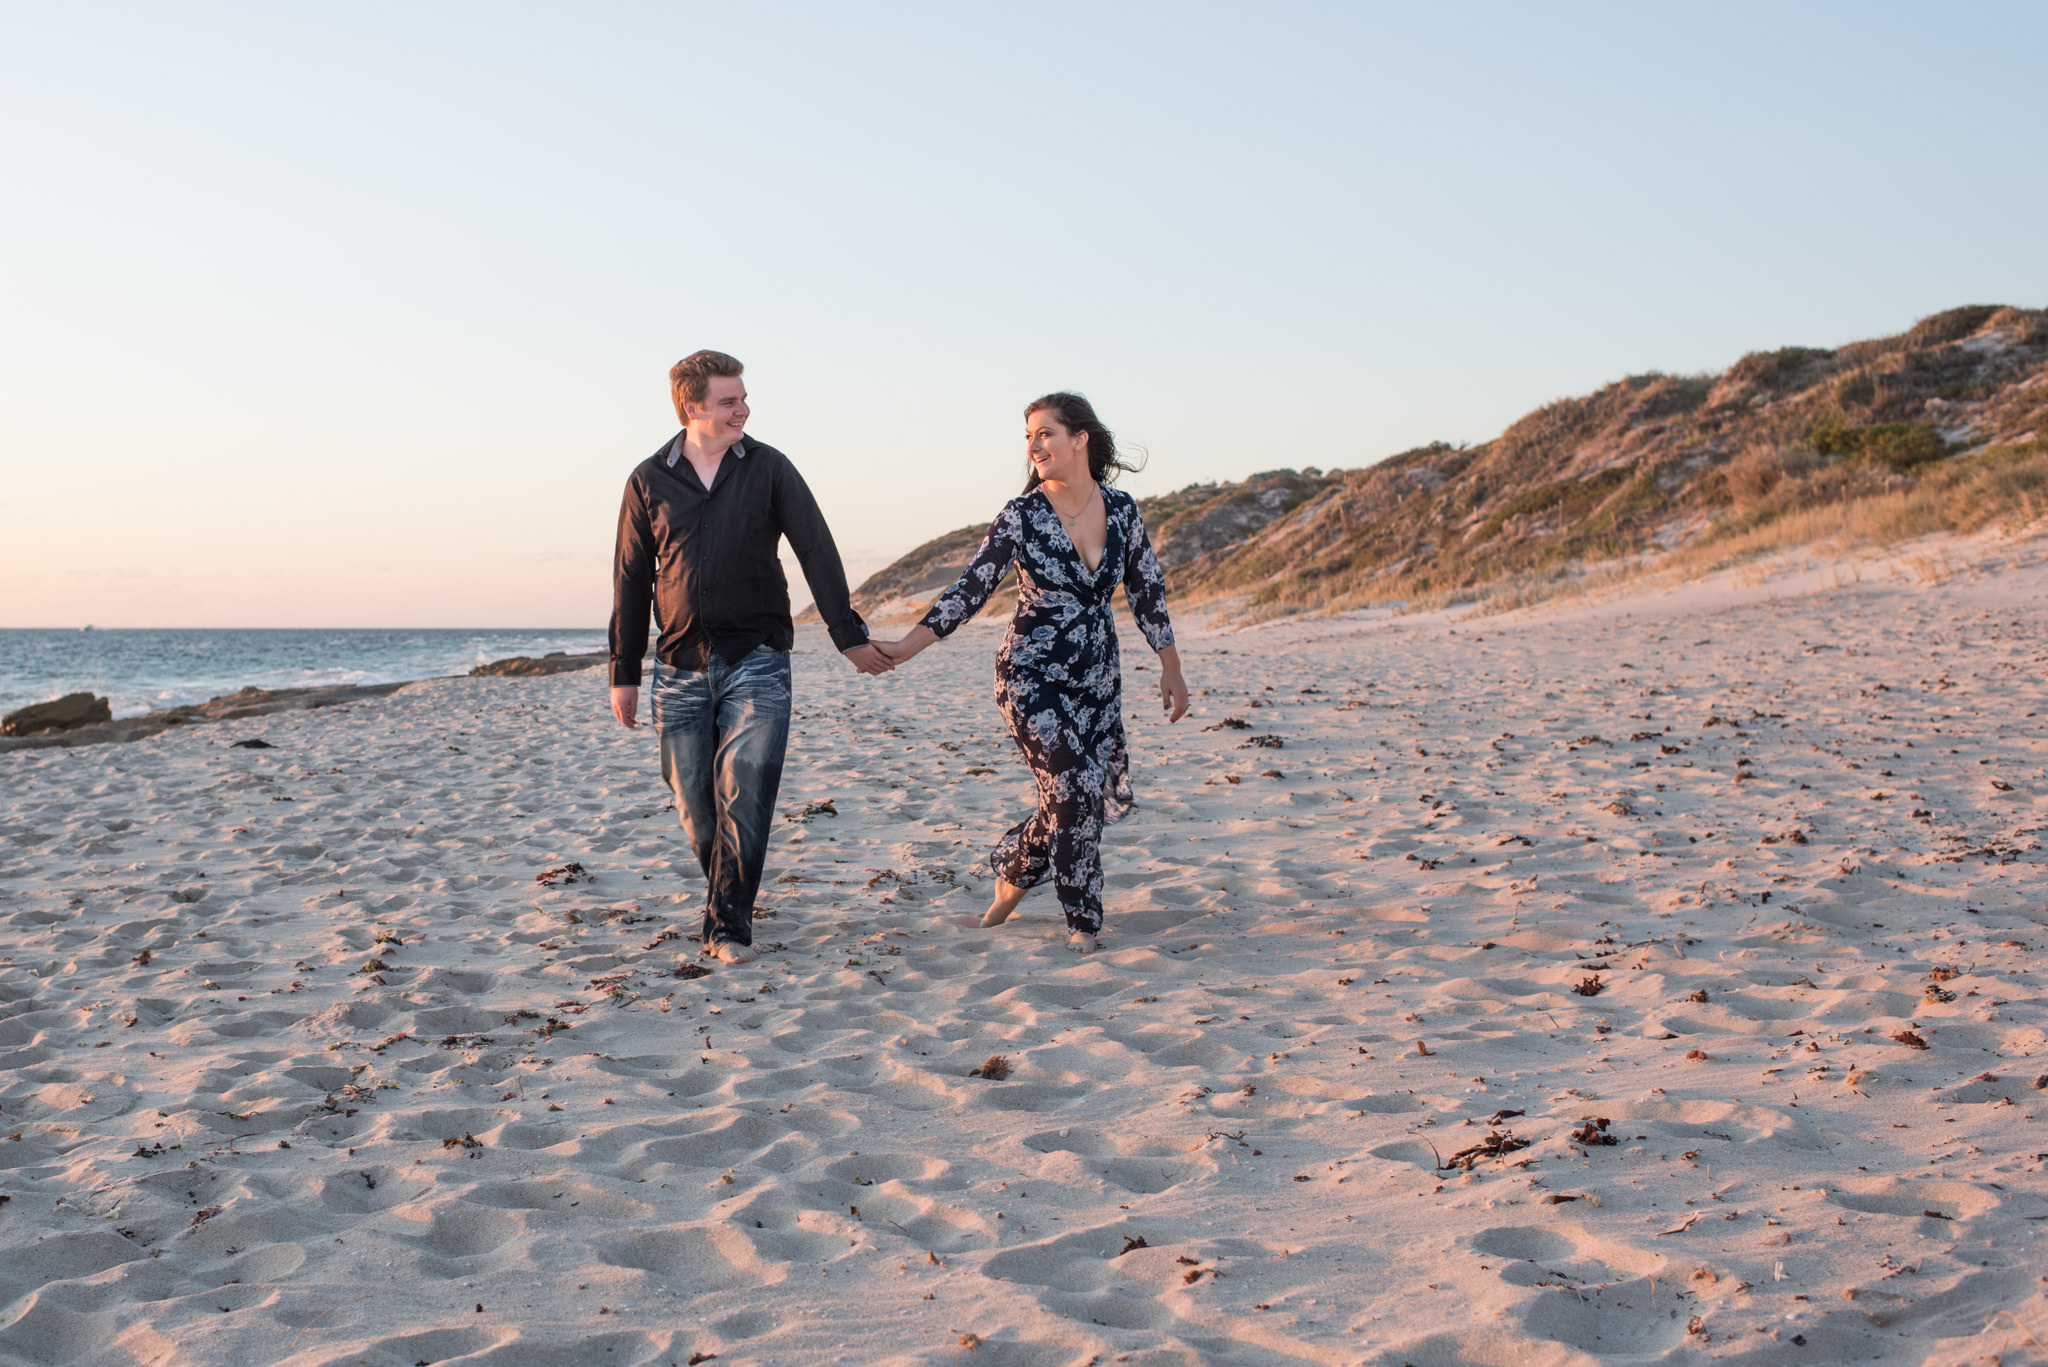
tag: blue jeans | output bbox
[651,646,792,949]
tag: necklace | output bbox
[1051,484,1098,529]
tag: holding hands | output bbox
[842,643,895,675]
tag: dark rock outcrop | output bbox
[2,649,617,757]
[173,683,410,721]
[0,682,407,754]
[2,692,112,737]
[469,650,608,678]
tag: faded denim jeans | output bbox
[651,646,792,949]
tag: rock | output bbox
[0,681,408,754]
[190,683,405,721]
[1,692,112,737]
[469,651,608,678]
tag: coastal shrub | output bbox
[1833,372,1876,408]
[1494,379,1672,466]
[1622,374,1714,423]
[1905,305,2002,348]
[1573,466,1667,541]
[1725,446,1823,511]
[1472,465,1634,542]
[1807,422,1948,473]
[1723,346,1835,395]
[1700,441,2048,558]
[2003,308,2048,345]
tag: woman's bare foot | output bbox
[1066,931,1097,954]
[981,880,1028,928]
[707,940,760,965]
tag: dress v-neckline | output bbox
[1039,487,1109,578]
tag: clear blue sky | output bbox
[3,2,2042,626]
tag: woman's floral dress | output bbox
[920,486,1175,933]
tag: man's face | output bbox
[684,375,749,438]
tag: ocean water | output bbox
[0,628,609,719]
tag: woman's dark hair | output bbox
[1022,392,1145,493]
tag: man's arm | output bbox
[609,471,656,726]
[772,457,892,674]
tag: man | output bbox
[610,350,892,964]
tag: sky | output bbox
[3,2,2044,627]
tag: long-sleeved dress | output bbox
[919,485,1175,934]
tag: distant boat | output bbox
[80,624,95,632]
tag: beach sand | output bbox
[3,546,2046,1366]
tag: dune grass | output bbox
[1270,439,2048,622]
[1683,440,2048,567]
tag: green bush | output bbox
[1807,422,1948,473]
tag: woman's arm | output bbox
[875,505,1021,663]
[1117,497,1188,719]
[1155,643,1190,722]
[1118,497,1176,655]
[876,625,939,664]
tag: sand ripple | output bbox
[3,560,2048,1362]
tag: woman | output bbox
[876,393,1190,953]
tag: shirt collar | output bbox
[665,434,747,468]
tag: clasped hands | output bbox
[841,643,894,676]
[843,625,935,676]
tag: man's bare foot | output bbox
[707,940,760,965]
[1066,931,1097,954]
[981,880,1028,928]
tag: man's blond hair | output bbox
[670,350,745,418]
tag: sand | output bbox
[3,547,2047,1367]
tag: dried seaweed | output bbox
[1443,1129,1530,1169]
[1568,1117,1617,1146]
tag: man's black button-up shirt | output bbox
[609,434,868,686]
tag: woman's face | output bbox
[1026,410,1091,485]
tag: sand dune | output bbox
[3,547,2046,1365]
